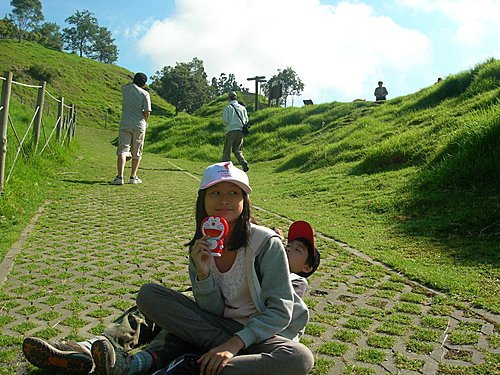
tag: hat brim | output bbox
[200,179,252,194]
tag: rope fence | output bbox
[0,71,77,194]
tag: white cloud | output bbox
[397,0,500,45]
[137,0,431,102]
[121,19,154,40]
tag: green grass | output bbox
[0,39,498,317]
[309,357,335,375]
[352,308,385,320]
[394,352,425,371]
[355,348,386,364]
[317,341,349,356]
[384,313,413,325]
[421,316,449,329]
[305,324,327,337]
[376,321,407,336]
[367,334,396,349]
[343,366,375,375]
[343,317,373,331]
[406,339,435,354]
[0,39,176,264]
[311,313,340,325]
[411,327,442,342]
[448,330,480,345]
[394,302,422,315]
[333,329,360,343]
[139,59,500,313]
[0,40,175,128]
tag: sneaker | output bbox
[111,176,124,185]
[241,162,249,172]
[129,176,142,184]
[22,337,93,375]
[92,336,129,375]
[152,353,200,375]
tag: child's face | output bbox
[204,182,244,224]
[285,240,312,275]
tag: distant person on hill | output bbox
[374,81,388,101]
[435,77,443,84]
[111,72,152,185]
[221,91,249,172]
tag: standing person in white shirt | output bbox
[111,72,151,185]
[221,91,249,172]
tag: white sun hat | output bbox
[200,161,251,194]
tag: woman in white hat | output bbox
[133,161,314,375]
[22,161,314,375]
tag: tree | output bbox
[89,26,118,63]
[0,16,17,39]
[9,0,44,42]
[263,67,304,107]
[33,22,62,51]
[210,73,247,96]
[62,10,118,63]
[151,58,211,114]
[62,10,98,57]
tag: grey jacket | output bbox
[190,224,309,348]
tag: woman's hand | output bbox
[191,236,212,280]
[198,336,245,375]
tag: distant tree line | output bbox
[1,0,118,63]
[2,1,305,112]
[150,58,252,115]
[151,58,304,114]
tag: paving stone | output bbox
[0,142,499,374]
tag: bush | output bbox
[27,64,60,83]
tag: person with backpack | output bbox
[221,92,249,172]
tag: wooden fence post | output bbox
[72,106,77,139]
[0,72,13,194]
[33,80,46,153]
[56,96,64,142]
[67,104,74,143]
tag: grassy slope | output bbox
[145,59,500,313]
[0,40,498,312]
[0,39,175,128]
[0,40,175,261]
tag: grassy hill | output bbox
[0,39,176,264]
[0,39,175,128]
[0,39,498,313]
[145,58,500,312]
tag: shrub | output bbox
[27,64,60,83]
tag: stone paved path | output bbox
[0,127,498,374]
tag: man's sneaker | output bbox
[129,176,142,184]
[152,353,200,375]
[92,336,129,375]
[111,176,124,185]
[241,162,249,172]
[22,337,93,375]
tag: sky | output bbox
[2,0,499,105]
